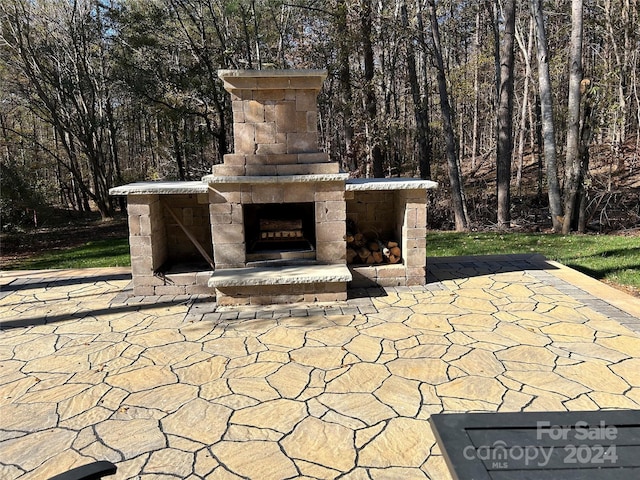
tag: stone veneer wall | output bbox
[209,180,346,270]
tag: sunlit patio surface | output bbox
[1,254,639,479]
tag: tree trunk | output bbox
[530,0,563,232]
[336,0,356,172]
[496,0,517,229]
[401,1,430,179]
[361,0,384,178]
[427,0,469,231]
[471,6,481,170]
[515,18,534,195]
[562,0,584,234]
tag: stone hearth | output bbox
[110,69,437,305]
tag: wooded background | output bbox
[1,0,638,232]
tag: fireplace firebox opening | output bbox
[244,203,316,258]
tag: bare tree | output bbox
[401,0,430,179]
[427,0,469,231]
[530,0,563,232]
[496,0,517,229]
[1,0,119,219]
[563,0,585,233]
[360,0,384,178]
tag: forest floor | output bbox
[429,138,640,232]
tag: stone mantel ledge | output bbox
[218,69,328,91]
[109,177,438,194]
[109,181,209,196]
[203,173,349,184]
[346,178,438,191]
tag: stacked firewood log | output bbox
[345,229,402,265]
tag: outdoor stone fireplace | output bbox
[110,69,437,305]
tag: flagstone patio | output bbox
[1,254,639,479]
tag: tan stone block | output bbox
[128,215,141,235]
[245,165,277,176]
[186,284,214,295]
[306,111,318,133]
[155,285,187,295]
[315,183,345,201]
[295,90,318,111]
[131,258,154,276]
[404,208,418,228]
[256,143,287,155]
[212,164,245,176]
[139,215,153,235]
[275,164,310,175]
[212,224,244,245]
[290,76,324,89]
[295,111,308,132]
[128,235,152,248]
[377,277,404,287]
[255,77,290,89]
[251,184,284,203]
[255,122,276,144]
[209,211,232,225]
[405,227,427,239]
[316,201,346,222]
[232,89,254,101]
[376,265,406,278]
[223,154,246,166]
[265,154,298,165]
[212,248,245,268]
[129,243,148,257]
[405,237,426,250]
[283,183,315,203]
[405,250,426,267]
[233,109,245,123]
[275,102,297,133]
[233,123,256,154]
[264,104,276,123]
[131,284,155,296]
[287,133,317,153]
[298,152,328,163]
[223,76,258,90]
[316,241,347,263]
[209,202,231,215]
[243,100,264,123]
[316,291,348,302]
[316,221,345,242]
[127,198,156,214]
[406,267,426,278]
[254,89,286,101]
[305,163,341,174]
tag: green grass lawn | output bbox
[427,232,640,292]
[7,238,131,270]
[4,231,639,295]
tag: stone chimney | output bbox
[213,69,339,177]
